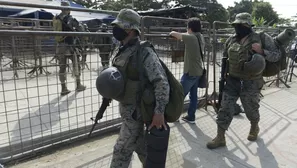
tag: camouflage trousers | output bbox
[56,43,81,84]
[217,76,264,130]
[110,104,146,168]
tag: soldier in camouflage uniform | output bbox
[108,9,170,167]
[53,1,86,96]
[207,13,281,149]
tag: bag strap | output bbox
[195,34,205,69]
[136,41,146,105]
[259,31,266,49]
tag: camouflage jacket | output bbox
[113,37,170,116]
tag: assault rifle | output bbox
[216,57,228,112]
[88,98,111,137]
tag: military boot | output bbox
[206,126,226,149]
[247,122,259,141]
[61,84,71,96]
[76,79,86,92]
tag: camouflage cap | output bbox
[61,1,70,7]
[231,12,254,27]
[111,8,141,34]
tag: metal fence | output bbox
[0,1,297,164]
[0,17,53,30]
[0,31,121,162]
[0,28,205,162]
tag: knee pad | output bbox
[145,123,170,168]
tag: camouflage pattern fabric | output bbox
[260,32,282,62]
[231,12,254,26]
[216,76,263,130]
[110,39,170,167]
[218,22,281,130]
[110,9,169,166]
[110,105,146,168]
[111,8,141,34]
[140,45,170,115]
[56,43,81,83]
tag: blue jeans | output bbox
[181,73,200,120]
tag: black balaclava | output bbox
[112,26,128,41]
[234,24,253,39]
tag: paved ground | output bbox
[4,79,297,168]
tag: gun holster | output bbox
[145,122,170,168]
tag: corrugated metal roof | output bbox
[0,0,84,10]
[6,0,115,21]
[0,0,50,9]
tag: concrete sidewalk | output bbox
[6,81,297,168]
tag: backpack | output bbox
[137,41,184,123]
[259,32,287,77]
[52,15,64,42]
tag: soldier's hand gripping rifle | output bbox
[88,97,112,137]
[216,57,228,111]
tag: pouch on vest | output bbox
[137,41,185,123]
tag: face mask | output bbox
[234,24,252,39]
[112,26,128,41]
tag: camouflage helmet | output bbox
[244,53,266,75]
[96,67,124,99]
[232,12,254,27]
[111,8,141,34]
[61,1,70,7]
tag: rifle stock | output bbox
[88,98,111,137]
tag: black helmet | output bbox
[96,67,124,99]
[244,53,266,75]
